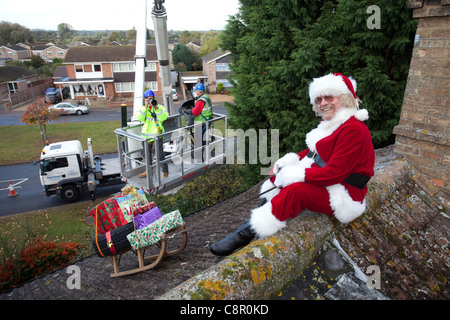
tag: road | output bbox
[0,107,134,126]
[0,102,229,126]
[0,154,125,217]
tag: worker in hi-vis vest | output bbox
[192,83,212,122]
[134,89,169,178]
[192,83,213,162]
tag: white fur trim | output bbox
[309,73,357,105]
[327,184,366,223]
[260,178,280,202]
[306,108,356,151]
[272,152,300,174]
[274,157,315,188]
[305,108,369,151]
[250,202,286,238]
[355,109,369,121]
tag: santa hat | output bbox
[309,73,358,106]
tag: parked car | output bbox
[61,87,70,99]
[45,87,70,103]
[172,88,178,101]
[48,102,90,115]
[44,88,61,104]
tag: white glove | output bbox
[273,156,315,188]
[272,152,300,174]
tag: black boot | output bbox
[210,220,256,256]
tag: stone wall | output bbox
[393,0,450,193]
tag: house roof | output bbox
[1,45,29,52]
[33,45,68,51]
[0,65,36,82]
[53,65,68,79]
[201,49,231,63]
[64,45,158,63]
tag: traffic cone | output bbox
[8,181,18,197]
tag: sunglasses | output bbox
[314,95,335,105]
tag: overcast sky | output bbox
[1,0,241,31]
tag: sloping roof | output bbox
[53,65,68,79]
[64,45,158,63]
[1,45,29,52]
[0,65,36,82]
[201,49,231,63]
[33,45,68,51]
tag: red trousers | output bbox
[270,182,334,222]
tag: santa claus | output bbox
[210,73,375,256]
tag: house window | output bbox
[57,51,64,55]
[8,52,15,56]
[113,62,157,72]
[145,62,157,71]
[216,63,230,72]
[73,84,98,96]
[113,63,135,72]
[8,82,19,94]
[145,81,158,91]
[115,82,134,92]
[75,64,101,73]
[115,81,158,93]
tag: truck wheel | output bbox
[60,184,79,202]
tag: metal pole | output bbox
[152,0,174,115]
[121,103,127,128]
[133,0,148,116]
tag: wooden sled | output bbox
[110,224,188,278]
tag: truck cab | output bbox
[38,139,121,202]
[39,140,85,201]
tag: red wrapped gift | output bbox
[89,197,128,235]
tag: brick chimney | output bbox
[393,0,450,194]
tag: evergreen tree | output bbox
[221,0,417,158]
[173,43,194,71]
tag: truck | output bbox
[35,138,122,202]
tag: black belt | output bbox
[307,150,370,189]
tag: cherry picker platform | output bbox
[115,111,229,195]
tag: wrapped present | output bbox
[116,188,148,223]
[134,206,162,230]
[92,222,135,257]
[131,202,156,217]
[127,210,184,250]
[89,197,128,235]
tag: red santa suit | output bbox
[249,74,375,238]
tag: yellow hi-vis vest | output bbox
[134,104,169,142]
[194,94,213,122]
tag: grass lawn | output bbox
[0,121,122,166]
[0,199,100,261]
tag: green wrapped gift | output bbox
[127,210,184,250]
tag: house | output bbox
[55,45,161,101]
[0,45,31,64]
[0,65,37,101]
[32,44,68,62]
[0,65,53,108]
[201,49,232,93]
